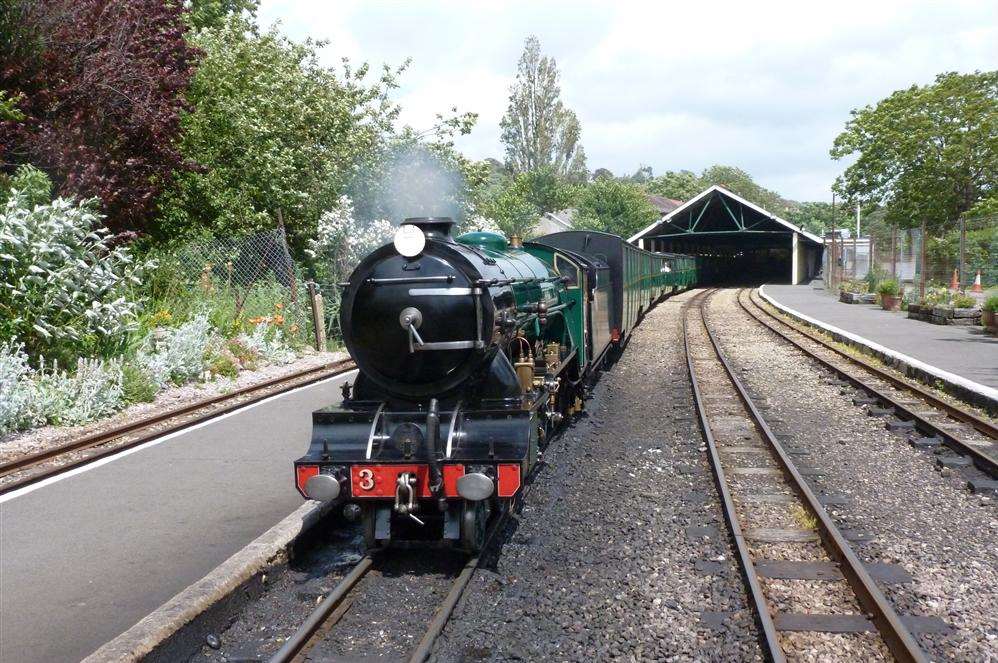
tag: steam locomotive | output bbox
[294,217,698,552]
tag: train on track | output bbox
[294,217,699,551]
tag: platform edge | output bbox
[81,499,333,663]
[758,284,998,414]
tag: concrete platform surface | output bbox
[0,371,353,663]
[763,284,998,390]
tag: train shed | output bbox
[628,185,823,285]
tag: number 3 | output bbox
[358,469,374,490]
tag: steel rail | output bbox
[0,359,356,495]
[682,288,785,663]
[740,289,998,476]
[407,554,480,663]
[267,555,374,663]
[693,289,927,663]
[747,289,997,439]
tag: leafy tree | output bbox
[592,168,614,181]
[831,71,998,231]
[158,14,403,245]
[500,36,587,180]
[513,166,580,213]
[184,0,258,30]
[576,179,658,238]
[645,170,703,201]
[785,201,851,235]
[630,165,654,183]
[476,182,539,239]
[0,0,199,233]
[699,165,789,212]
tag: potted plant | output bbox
[877,279,901,310]
[984,296,998,331]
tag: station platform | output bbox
[760,284,998,408]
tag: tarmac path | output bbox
[0,370,354,663]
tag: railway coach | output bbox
[294,218,698,552]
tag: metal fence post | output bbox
[919,220,927,302]
[307,281,326,353]
[959,216,966,291]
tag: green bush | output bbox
[984,296,998,313]
[121,363,158,404]
[876,279,900,297]
[952,293,977,308]
[208,351,239,379]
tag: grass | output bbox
[791,504,818,530]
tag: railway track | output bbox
[266,550,478,663]
[684,288,928,662]
[739,288,998,481]
[0,359,356,496]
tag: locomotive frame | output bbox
[294,219,699,552]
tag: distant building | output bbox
[646,194,683,216]
[531,209,575,236]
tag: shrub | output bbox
[226,337,260,370]
[985,296,998,313]
[876,279,900,297]
[208,350,239,379]
[238,324,296,365]
[121,363,158,404]
[0,343,34,435]
[0,192,149,363]
[138,312,214,388]
[31,358,124,427]
[952,293,977,309]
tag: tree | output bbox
[630,165,654,183]
[476,182,539,239]
[513,166,580,213]
[499,36,587,179]
[0,0,199,234]
[576,179,659,238]
[699,165,789,213]
[158,13,404,244]
[184,0,258,30]
[592,168,614,181]
[645,170,703,201]
[831,71,998,231]
[785,201,850,235]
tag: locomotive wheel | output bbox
[460,501,487,554]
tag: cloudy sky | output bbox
[258,0,996,202]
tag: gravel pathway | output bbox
[711,287,998,662]
[431,290,763,662]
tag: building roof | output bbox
[628,185,823,245]
[646,194,683,215]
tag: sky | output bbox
[258,0,997,202]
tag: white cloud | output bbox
[258,0,998,200]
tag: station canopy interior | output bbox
[629,186,824,285]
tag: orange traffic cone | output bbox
[950,268,959,290]
[972,270,983,293]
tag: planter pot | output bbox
[984,309,996,329]
[881,294,900,310]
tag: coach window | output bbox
[554,253,579,287]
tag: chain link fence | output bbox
[164,226,320,350]
[823,214,996,300]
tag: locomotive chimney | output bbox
[402,217,456,242]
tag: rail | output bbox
[685,288,927,662]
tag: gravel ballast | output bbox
[431,290,763,662]
[711,288,998,662]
